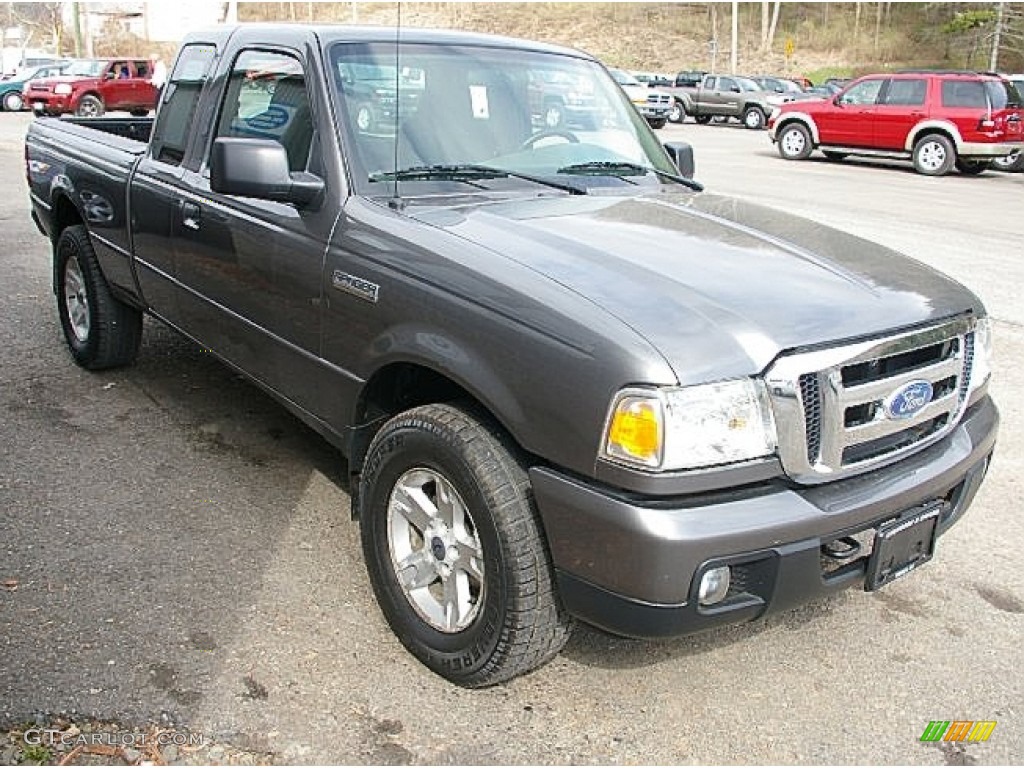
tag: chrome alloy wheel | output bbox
[917,140,948,173]
[780,127,807,157]
[63,254,90,343]
[387,467,484,633]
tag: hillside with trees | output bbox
[5,2,1024,82]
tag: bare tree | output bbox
[766,1,781,52]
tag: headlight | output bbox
[54,83,72,95]
[969,317,993,392]
[603,379,777,471]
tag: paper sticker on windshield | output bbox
[470,85,489,119]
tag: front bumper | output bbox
[28,94,72,114]
[530,395,997,638]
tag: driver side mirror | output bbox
[210,138,324,208]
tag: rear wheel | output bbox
[2,91,22,111]
[694,114,712,125]
[776,122,813,160]
[742,106,766,130]
[75,94,104,118]
[647,117,666,129]
[912,134,955,176]
[359,403,573,687]
[129,108,149,117]
[955,159,991,175]
[55,225,142,370]
[822,151,848,162]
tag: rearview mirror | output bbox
[663,141,695,179]
[210,138,324,208]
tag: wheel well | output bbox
[912,128,956,151]
[776,116,813,139]
[743,103,765,113]
[52,193,84,243]
[49,194,84,290]
[347,363,480,492]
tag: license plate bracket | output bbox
[865,503,941,591]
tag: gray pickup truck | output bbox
[667,73,784,129]
[26,24,998,687]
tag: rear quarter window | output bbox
[941,80,987,108]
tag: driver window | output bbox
[214,50,313,172]
[719,77,737,92]
[840,79,884,106]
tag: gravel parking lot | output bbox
[1,111,1021,765]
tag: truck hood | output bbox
[411,191,982,384]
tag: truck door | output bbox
[131,43,218,320]
[711,76,743,117]
[170,47,340,420]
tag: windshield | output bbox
[64,60,106,77]
[330,42,677,197]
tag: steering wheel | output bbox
[521,129,580,150]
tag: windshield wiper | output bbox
[370,164,585,195]
[557,161,704,191]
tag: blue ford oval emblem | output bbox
[885,380,933,420]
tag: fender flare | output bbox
[773,112,820,144]
[905,120,964,152]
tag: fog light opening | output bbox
[698,566,731,606]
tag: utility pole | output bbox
[71,1,83,58]
[730,0,738,74]
[990,1,1005,71]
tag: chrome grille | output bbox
[766,317,977,484]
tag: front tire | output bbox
[55,225,142,370]
[742,106,766,129]
[75,94,104,118]
[667,99,685,123]
[3,91,23,111]
[647,117,666,129]
[912,134,955,176]
[359,403,572,687]
[776,122,813,160]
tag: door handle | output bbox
[180,201,201,231]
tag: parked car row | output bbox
[0,57,158,116]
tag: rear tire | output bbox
[647,117,666,129]
[912,134,955,176]
[694,114,712,125]
[359,403,573,687]
[955,159,991,176]
[822,151,848,162]
[776,122,813,160]
[75,94,104,118]
[55,225,142,370]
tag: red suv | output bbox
[26,58,157,117]
[768,71,1024,175]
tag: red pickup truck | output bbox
[26,58,157,117]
